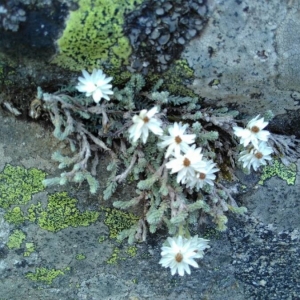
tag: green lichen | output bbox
[28,192,99,232]
[25,267,69,284]
[0,164,47,209]
[102,207,139,239]
[75,253,86,260]
[7,229,26,249]
[4,206,26,225]
[98,235,106,243]
[24,242,35,257]
[106,247,125,264]
[52,0,144,71]
[125,245,137,257]
[148,59,196,98]
[259,159,297,185]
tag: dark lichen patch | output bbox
[259,159,297,185]
[0,164,46,209]
[28,192,99,232]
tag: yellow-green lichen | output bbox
[52,0,144,71]
[0,164,47,209]
[258,159,297,185]
[148,59,196,98]
[106,247,125,264]
[7,229,26,249]
[102,207,139,239]
[28,192,99,232]
[4,206,26,225]
[125,245,137,257]
[98,235,106,243]
[75,253,86,260]
[24,242,35,257]
[25,267,69,284]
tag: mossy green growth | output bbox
[0,164,46,209]
[75,253,86,260]
[102,207,139,239]
[125,245,137,257]
[24,242,35,257]
[25,267,69,284]
[258,159,297,185]
[0,53,17,88]
[7,229,26,249]
[4,206,26,225]
[52,0,144,71]
[28,192,99,232]
[148,59,196,98]
[106,247,125,264]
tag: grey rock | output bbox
[177,37,185,45]
[156,8,165,16]
[150,28,161,40]
[158,33,170,45]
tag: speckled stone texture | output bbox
[184,0,300,117]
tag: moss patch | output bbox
[259,159,297,185]
[28,192,99,232]
[75,253,86,260]
[148,59,196,98]
[4,206,26,225]
[102,207,139,239]
[24,242,35,257]
[7,229,26,249]
[52,0,144,71]
[25,267,70,285]
[125,245,137,257]
[0,164,46,209]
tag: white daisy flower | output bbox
[76,69,113,103]
[158,122,196,158]
[185,160,219,190]
[190,235,210,258]
[128,106,163,144]
[239,141,273,171]
[165,145,205,184]
[159,236,200,276]
[233,115,270,148]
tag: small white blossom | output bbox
[159,236,201,276]
[239,142,273,171]
[185,160,219,190]
[158,122,196,158]
[233,115,270,148]
[128,106,163,144]
[165,145,205,184]
[76,69,113,103]
[190,235,210,257]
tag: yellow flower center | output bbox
[255,152,263,159]
[251,125,260,133]
[143,116,149,123]
[175,252,183,262]
[199,172,206,180]
[183,158,191,167]
[175,136,182,144]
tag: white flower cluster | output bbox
[76,69,113,103]
[128,109,219,190]
[128,108,215,275]
[233,115,273,171]
[159,235,210,276]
